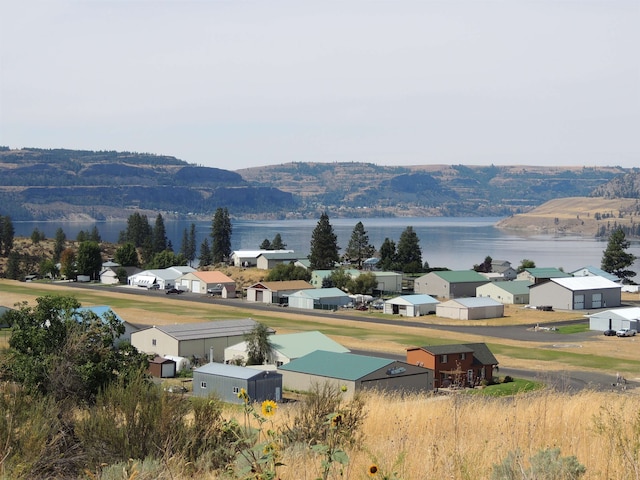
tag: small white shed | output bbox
[383,294,439,317]
[436,297,504,320]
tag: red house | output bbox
[406,343,498,389]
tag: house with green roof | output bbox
[278,350,433,398]
[223,331,350,366]
[414,270,489,299]
[476,280,532,304]
[516,267,571,284]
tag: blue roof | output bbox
[291,288,348,299]
[571,266,618,282]
[195,362,273,380]
[279,350,393,381]
[76,306,126,324]
[446,297,503,308]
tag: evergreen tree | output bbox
[309,212,340,270]
[5,251,21,280]
[211,208,232,264]
[114,242,139,267]
[180,223,197,266]
[76,241,103,280]
[31,228,45,244]
[199,237,212,266]
[474,256,493,273]
[152,214,167,254]
[601,227,637,282]
[89,225,101,243]
[396,226,423,273]
[0,215,15,256]
[271,233,286,250]
[146,251,187,269]
[259,238,272,250]
[53,227,66,262]
[39,258,59,279]
[345,221,375,268]
[121,212,152,248]
[378,237,397,271]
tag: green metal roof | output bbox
[523,268,571,278]
[279,350,393,381]
[485,280,532,295]
[270,331,350,358]
[434,270,488,283]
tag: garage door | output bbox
[191,280,200,293]
[573,294,584,310]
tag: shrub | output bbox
[491,448,586,480]
[502,375,514,383]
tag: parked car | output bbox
[603,329,616,336]
[147,284,160,290]
[165,288,184,295]
[616,328,637,337]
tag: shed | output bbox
[516,267,570,285]
[436,297,504,320]
[193,363,282,404]
[128,266,195,290]
[287,288,350,311]
[148,356,177,378]
[383,294,439,317]
[130,318,274,362]
[529,276,621,310]
[224,330,350,366]
[256,252,301,270]
[176,270,236,297]
[414,270,489,299]
[570,266,619,283]
[246,280,314,304]
[588,307,640,332]
[476,280,532,304]
[278,350,432,398]
[231,249,294,268]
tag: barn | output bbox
[529,276,621,310]
[193,363,282,404]
[383,294,439,317]
[436,297,504,320]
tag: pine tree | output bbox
[0,215,15,256]
[53,228,66,262]
[396,226,423,273]
[271,233,287,250]
[199,237,212,267]
[379,238,397,271]
[345,221,375,267]
[308,212,340,270]
[152,214,167,254]
[601,227,637,282]
[211,208,232,264]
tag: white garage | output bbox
[436,297,504,320]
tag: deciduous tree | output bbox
[76,241,103,280]
[114,242,139,267]
[244,323,273,365]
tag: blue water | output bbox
[12,217,640,273]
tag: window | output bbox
[152,339,156,346]
[200,381,207,389]
[441,354,448,363]
[233,386,239,393]
[460,353,466,360]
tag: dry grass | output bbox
[207,389,640,480]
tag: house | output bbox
[193,362,282,404]
[436,297,504,320]
[490,260,517,281]
[516,267,571,285]
[231,249,294,268]
[245,280,314,304]
[147,356,177,378]
[588,307,640,332]
[406,343,498,389]
[383,294,439,317]
[294,259,311,270]
[256,251,300,270]
[75,306,138,343]
[529,276,621,310]
[476,280,532,305]
[224,330,350,366]
[99,263,141,285]
[130,318,274,362]
[128,266,196,290]
[278,350,432,398]
[175,270,236,297]
[414,270,489,299]
[287,287,351,310]
[571,266,619,283]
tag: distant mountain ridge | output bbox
[0,147,636,221]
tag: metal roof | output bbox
[279,350,393,381]
[479,280,531,295]
[549,276,621,291]
[432,270,489,283]
[258,252,300,260]
[440,297,503,308]
[270,331,350,358]
[570,266,619,282]
[386,294,439,306]
[409,343,498,365]
[195,362,275,380]
[155,318,271,341]
[589,307,640,321]
[76,306,126,324]
[290,288,349,299]
[249,280,314,291]
[523,267,571,278]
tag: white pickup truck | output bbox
[616,328,637,337]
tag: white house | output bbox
[588,307,640,332]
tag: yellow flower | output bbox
[237,388,249,403]
[331,413,343,427]
[340,385,348,393]
[368,464,379,476]
[261,399,277,417]
[263,441,278,455]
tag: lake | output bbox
[12,217,640,273]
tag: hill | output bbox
[0,147,635,222]
[496,196,640,237]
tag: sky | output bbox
[1,1,638,171]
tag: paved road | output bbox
[66,282,637,392]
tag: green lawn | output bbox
[555,324,590,334]
[467,378,544,397]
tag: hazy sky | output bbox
[1,1,638,170]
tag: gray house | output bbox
[529,276,621,310]
[529,277,622,310]
[414,270,489,299]
[278,350,432,399]
[193,362,282,404]
[256,252,300,270]
[287,288,351,310]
